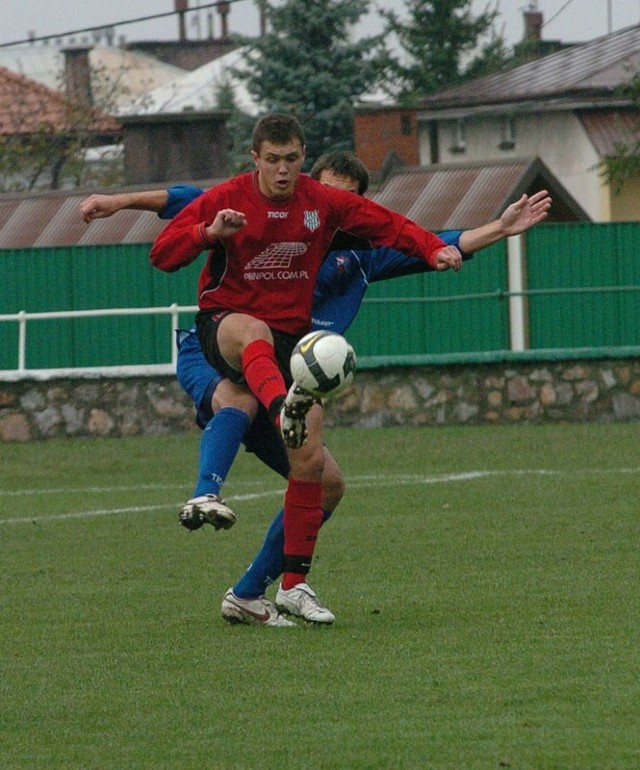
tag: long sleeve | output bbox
[150,189,217,272]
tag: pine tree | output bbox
[235,0,385,167]
[380,0,510,103]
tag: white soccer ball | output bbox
[290,331,356,398]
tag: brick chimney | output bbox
[523,3,543,42]
[63,46,93,107]
[176,0,188,42]
[217,2,231,39]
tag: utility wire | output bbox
[0,0,245,49]
[541,0,579,32]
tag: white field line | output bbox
[1,467,637,526]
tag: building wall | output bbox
[354,109,420,173]
[122,113,228,184]
[418,112,604,221]
[606,171,640,222]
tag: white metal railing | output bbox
[0,303,198,381]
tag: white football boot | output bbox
[280,384,318,449]
[221,589,297,627]
[178,494,236,531]
[275,582,335,625]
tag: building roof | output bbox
[372,158,589,229]
[0,65,118,136]
[0,158,587,250]
[119,47,259,117]
[422,24,640,109]
[580,110,640,157]
[0,44,186,111]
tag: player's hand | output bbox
[79,194,121,223]
[206,209,247,239]
[501,190,552,235]
[434,245,462,272]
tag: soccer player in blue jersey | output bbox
[80,154,551,626]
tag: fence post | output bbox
[170,303,179,368]
[507,234,529,351]
[17,310,27,372]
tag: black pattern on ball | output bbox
[290,331,357,398]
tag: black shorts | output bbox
[243,406,290,479]
[196,309,299,388]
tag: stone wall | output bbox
[1,358,639,442]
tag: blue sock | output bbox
[193,407,250,498]
[233,508,333,598]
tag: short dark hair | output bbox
[309,151,369,195]
[251,113,306,153]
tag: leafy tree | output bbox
[235,0,386,168]
[213,79,257,174]
[379,0,510,103]
[599,71,640,193]
[0,66,121,192]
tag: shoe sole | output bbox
[276,604,334,626]
[186,503,236,531]
[221,607,296,628]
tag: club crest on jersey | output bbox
[335,255,350,274]
[304,209,321,231]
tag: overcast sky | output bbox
[1,1,639,50]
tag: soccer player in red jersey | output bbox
[150,114,462,624]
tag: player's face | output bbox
[252,139,305,200]
[317,169,360,194]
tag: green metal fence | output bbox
[527,222,640,350]
[1,223,639,373]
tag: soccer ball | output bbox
[290,331,356,398]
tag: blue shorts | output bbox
[175,329,223,429]
[175,328,291,479]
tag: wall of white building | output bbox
[418,111,604,221]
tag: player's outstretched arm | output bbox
[433,245,463,272]
[80,190,169,223]
[458,190,552,253]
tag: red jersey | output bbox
[150,171,447,336]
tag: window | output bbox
[400,114,412,135]
[450,119,466,153]
[499,117,516,150]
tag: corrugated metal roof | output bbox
[0,190,163,249]
[372,159,587,229]
[0,181,223,249]
[424,25,640,107]
[580,110,640,156]
[0,160,588,251]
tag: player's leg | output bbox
[231,447,343,597]
[176,329,256,530]
[198,312,316,448]
[274,404,337,624]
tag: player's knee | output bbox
[212,379,258,420]
[243,317,273,346]
[322,467,345,511]
[289,444,325,482]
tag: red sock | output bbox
[241,339,287,414]
[282,477,324,590]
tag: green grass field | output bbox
[1,423,638,770]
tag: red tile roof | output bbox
[0,65,119,136]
